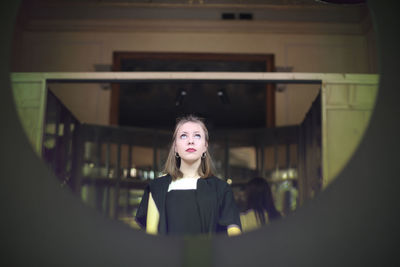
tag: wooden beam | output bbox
[11,72,379,84]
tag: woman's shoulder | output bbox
[149,174,172,188]
[202,176,230,189]
[203,175,224,182]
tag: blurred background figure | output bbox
[240,177,281,232]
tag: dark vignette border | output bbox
[0,1,399,266]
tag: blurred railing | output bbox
[11,71,379,222]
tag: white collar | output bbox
[168,177,199,192]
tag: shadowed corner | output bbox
[0,1,184,267]
[3,0,399,266]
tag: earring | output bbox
[175,152,180,158]
[202,152,206,159]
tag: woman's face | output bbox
[174,121,208,164]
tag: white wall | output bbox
[12,17,377,127]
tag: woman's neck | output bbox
[179,159,201,178]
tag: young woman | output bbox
[135,115,242,236]
[240,177,281,232]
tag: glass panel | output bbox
[264,146,275,171]
[131,146,153,180]
[230,146,256,169]
[290,143,298,167]
[277,145,287,169]
[209,142,226,179]
[229,146,257,182]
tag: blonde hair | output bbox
[163,114,214,180]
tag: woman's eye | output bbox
[180,134,187,139]
[194,134,201,139]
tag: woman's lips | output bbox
[186,148,196,152]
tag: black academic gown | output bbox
[135,175,242,235]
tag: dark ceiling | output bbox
[114,53,275,130]
[24,0,369,24]
[118,82,268,130]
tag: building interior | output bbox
[11,0,377,238]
